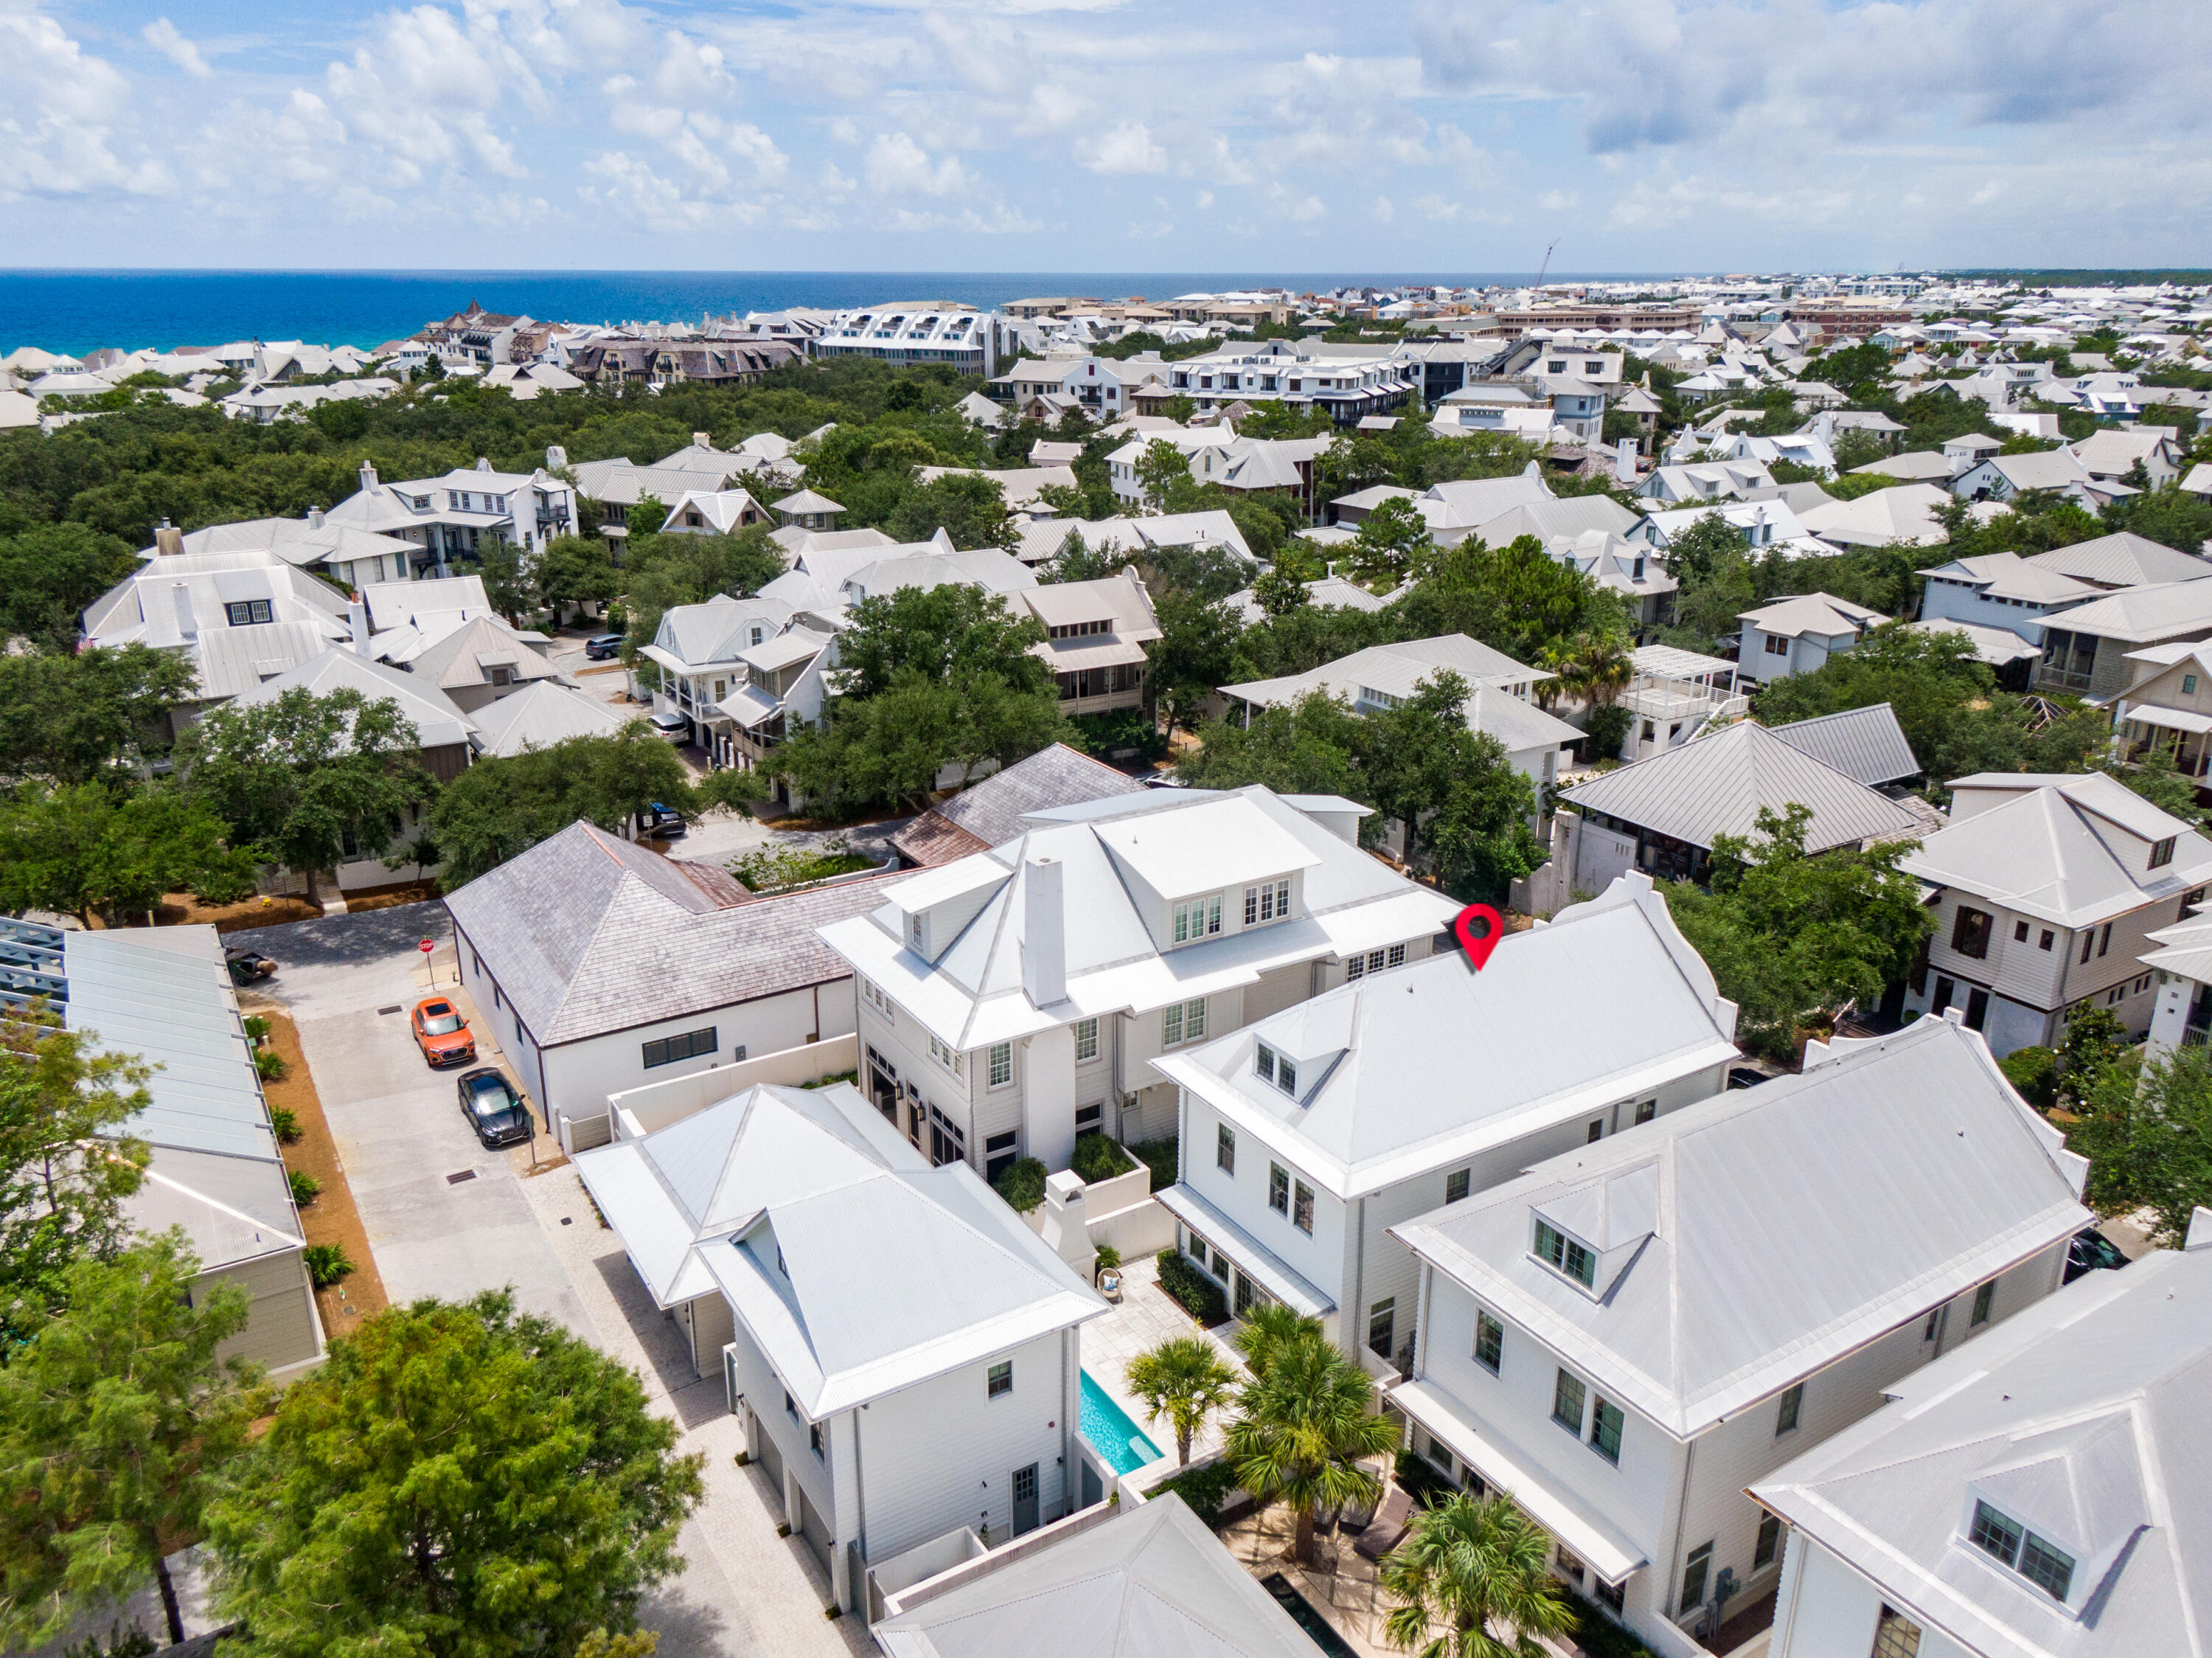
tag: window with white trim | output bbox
[1074,1017,1099,1062]
[1344,943,1410,979]
[1969,1499,2075,1601]
[1535,1219,1596,1288]
[1243,879,1292,925]
[928,1034,965,1078]
[1162,998,1207,1047]
[860,977,895,1023]
[1172,893,1223,943]
[987,1042,1012,1088]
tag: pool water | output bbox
[1079,1370,1164,1475]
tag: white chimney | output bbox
[1614,437,1638,484]
[348,597,369,655]
[359,459,379,493]
[474,456,492,473]
[546,444,568,471]
[308,505,325,529]
[1023,855,1066,1007]
[171,583,198,639]
[153,524,183,558]
[693,430,711,448]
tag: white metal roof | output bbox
[1394,1015,2090,1438]
[1154,875,1740,1198]
[1752,1244,2212,1658]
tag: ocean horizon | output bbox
[0,267,1694,357]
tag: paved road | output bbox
[251,901,862,1657]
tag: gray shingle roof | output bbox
[1561,721,1921,851]
[443,822,895,1044]
[894,743,1147,867]
[1769,702,1921,787]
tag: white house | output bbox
[1753,1227,2212,1658]
[1949,451,2108,510]
[1899,771,2212,1055]
[324,459,578,574]
[1736,593,1887,683]
[445,822,897,1138]
[815,785,1462,1177]
[571,1078,1104,1613]
[638,592,799,758]
[1916,553,2102,644]
[1218,635,1579,789]
[1388,1015,2090,1656]
[2071,426,2182,490]
[1150,874,1740,1368]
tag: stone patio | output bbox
[1080,1252,1250,1470]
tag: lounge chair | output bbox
[1353,1483,1414,1560]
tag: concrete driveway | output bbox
[251,901,867,1658]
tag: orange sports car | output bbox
[411,996,477,1067]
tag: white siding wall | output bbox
[545,985,830,1120]
[726,1313,838,1539]
[852,1328,1078,1561]
[1417,1237,2065,1644]
[1770,1534,1975,1658]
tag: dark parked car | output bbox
[638,802,686,837]
[457,1067,533,1148]
[1726,1066,1768,1090]
[224,947,277,987]
[584,633,625,661]
[2064,1227,2129,1284]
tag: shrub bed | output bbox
[1155,1247,1228,1325]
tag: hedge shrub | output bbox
[1155,1247,1228,1325]
[994,1157,1048,1213]
[1072,1131,1137,1183]
[1147,1459,1239,1526]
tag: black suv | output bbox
[456,1068,532,1148]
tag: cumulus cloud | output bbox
[1080,121,1167,176]
[864,131,970,196]
[142,18,212,78]
[0,8,169,198]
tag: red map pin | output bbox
[1453,903,1506,971]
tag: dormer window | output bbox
[2152,836,2177,869]
[1244,880,1291,925]
[1254,1041,1297,1097]
[1969,1500,2076,1602]
[1535,1219,1596,1288]
[1172,894,1223,943]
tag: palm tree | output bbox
[1554,632,1633,710]
[1223,1336,1397,1565]
[1379,1492,1578,1658]
[1125,1336,1240,1466]
[1233,1302,1323,1382]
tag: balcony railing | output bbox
[2183,1026,2208,1049]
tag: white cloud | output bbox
[864,131,970,196]
[1371,194,1394,222]
[142,18,212,79]
[1080,121,1167,176]
[0,8,169,198]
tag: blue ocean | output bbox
[0,268,1644,356]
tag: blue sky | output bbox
[5,0,2208,273]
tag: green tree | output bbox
[0,1012,153,1350]
[0,782,257,926]
[769,670,1064,816]
[1135,439,1197,513]
[2108,743,2207,826]
[836,584,1052,701]
[0,523,139,650]
[1660,804,1931,1061]
[1223,1334,1396,1565]
[1125,1336,1241,1467]
[206,1291,704,1658]
[1754,624,2106,797]
[1251,565,1312,619]
[175,687,434,901]
[1378,1492,1578,1658]
[0,1235,266,1648]
[1180,693,1371,802]
[475,538,537,626]
[1345,497,1433,591]
[1231,1303,1324,1383]
[0,646,198,786]
[2070,1041,2212,1244]
[1146,593,1245,729]
[1407,535,1626,667]
[2058,1004,2129,1106]
[535,533,620,625]
[428,724,757,888]
[886,471,1015,550]
[621,523,787,653]
[628,494,669,538]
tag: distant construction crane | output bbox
[1534,238,1560,290]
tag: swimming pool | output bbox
[1079,1370,1164,1476]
